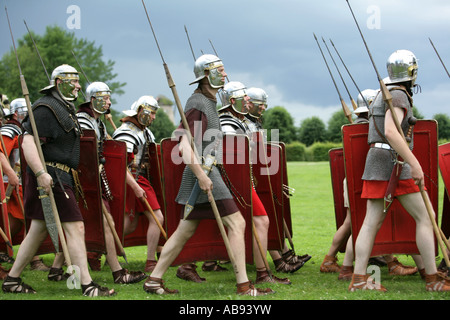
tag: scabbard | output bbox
[183,180,202,220]
[38,188,59,252]
[383,162,403,212]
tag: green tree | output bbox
[150,109,176,143]
[327,109,349,142]
[298,116,327,146]
[262,106,297,143]
[434,113,450,140]
[0,25,125,106]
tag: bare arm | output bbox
[21,134,53,193]
[0,152,19,187]
[126,169,146,198]
[384,107,424,190]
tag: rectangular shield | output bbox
[328,147,349,253]
[343,120,438,256]
[251,132,284,250]
[160,134,253,266]
[438,142,450,237]
[102,138,128,253]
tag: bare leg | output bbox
[146,209,164,261]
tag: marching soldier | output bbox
[322,89,419,280]
[73,81,146,284]
[143,54,274,295]
[2,64,115,296]
[112,95,164,273]
[245,87,312,270]
[218,81,301,284]
[349,50,450,292]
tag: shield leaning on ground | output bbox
[343,120,439,257]
[102,138,128,254]
[251,131,284,250]
[328,147,349,253]
[438,142,450,237]
[160,134,253,266]
[124,142,166,248]
[0,162,13,257]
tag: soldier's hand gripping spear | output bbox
[5,6,72,266]
[141,0,239,275]
[346,0,450,267]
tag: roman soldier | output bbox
[75,81,146,284]
[112,95,164,273]
[349,50,450,292]
[2,64,115,296]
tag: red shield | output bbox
[328,147,349,252]
[251,132,284,250]
[0,170,13,257]
[102,138,128,252]
[76,130,106,253]
[343,120,438,256]
[160,134,253,265]
[279,142,294,245]
[438,142,450,237]
[124,142,166,247]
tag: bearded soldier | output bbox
[349,50,450,292]
[144,54,273,296]
[73,81,146,284]
[218,81,302,284]
[2,65,115,296]
[112,95,164,273]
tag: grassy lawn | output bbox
[1,162,449,305]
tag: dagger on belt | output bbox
[383,116,417,213]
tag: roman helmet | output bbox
[219,81,248,115]
[85,82,111,114]
[189,54,225,88]
[246,87,268,118]
[40,64,80,101]
[9,98,28,122]
[386,50,418,86]
[354,89,378,114]
[123,95,159,126]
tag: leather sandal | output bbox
[143,277,179,294]
[338,265,353,281]
[113,268,147,284]
[320,255,341,273]
[48,267,70,282]
[202,261,228,272]
[236,281,275,296]
[176,263,206,282]
[82,281,116,297]
[387,258,418,276]
[255,270,291,285]
[283,249,311,265]
[2,276,36,294]
[425,273,450,292]
[348,274,387,292]
[274,258,304,273]
[145,260,157,273]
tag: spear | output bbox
[141,0,239,275]
[5,6,71,266]
[429,37,450,78]
[184,25,196,61]
[313,33,353,123]
[330,38,370,110]
[346,0,450,267]
[322,37,358,111]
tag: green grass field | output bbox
[1,162,449,303]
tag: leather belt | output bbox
[45,162,71,173]
[370,142,392,150]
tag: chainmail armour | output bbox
[361,86,414,181]
[175,93,232,205]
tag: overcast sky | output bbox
[1,0,450,127]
